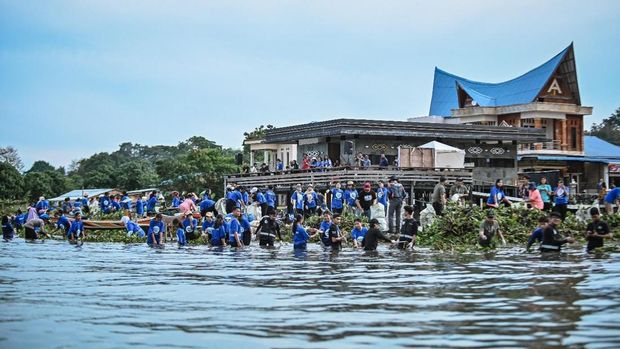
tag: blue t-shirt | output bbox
[226,215,242,243]
[147,197,158,212]
[555,186,569,205]
[210,226,226,246]
[487,186,505,205]
[67,220,84,238]
[256,192,267,204]
[242,192,249,205]
[344,189,358,206]
[182,218,198,235]
[126,221,145,237]
[376,188,389,206]
[351,227,368,242]
[528,227,544,247]
[62,201,73,212]
[135,199,145,215]
[202,219,215,231]
[266,190,277,208]
[171,197,181,208]
[73,201,82,208]
[304,191,318,209]
[605,188,620,203]
[293,224,310,247]
[320,221,332,246]
[81,198,89,207]
[111,201,121,212]
[292,191,305,210]
[100,196,111,211]
[120,196,131,210]
[36,200,49,212]
[56,215,71,231]
[176,227,186,246]
[200,199,215,211]
[147,220,165,245]
[331,188,344,209]
[537,184,552,203]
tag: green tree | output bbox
[0,146,24,171]
[27,160,56,173]
[116,160,160,190]
[0,162,24,199]
[587,107,620,145]
[23,170,68,201]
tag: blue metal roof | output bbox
[429,44,572,116]
[518,136,620,164]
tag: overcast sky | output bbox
[1,0,619,169]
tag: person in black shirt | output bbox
[256,209,281,247]
[356,182,377,220]
[398,205,418,249]
[540,211,574,252]
[362,219,395,251]
[585,207,612,253]
[328,214,345,251]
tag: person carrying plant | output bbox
[540,211,574,253]
[585,207,612,253]
[478,209,506,248]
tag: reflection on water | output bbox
[1,240,619,348]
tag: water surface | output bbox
[1,240,619,348]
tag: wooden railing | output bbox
[225,166,473,190]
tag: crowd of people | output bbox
[2,174,618,253]
[240,152,394,175]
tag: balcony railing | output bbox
[518,140,562,151]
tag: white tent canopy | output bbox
[49,188,115,202]
[417,141,465,168]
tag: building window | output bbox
[521,119,535,128]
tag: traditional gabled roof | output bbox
[429,43,579,116]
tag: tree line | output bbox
[0,136,239,202]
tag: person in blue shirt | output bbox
[182,212,199,241]
[226,208,244,248]
[135,196,146,217]
[100,193,112,214]
[210,214,227,247]
[202,212,216,238]
[329,182,344,215]
[318,211,333,247]
[291,184,305,216]
[276,159,284,172]
[526,216,548,251]
[255,188,268,217]
[487,179,511,208]
[199,197,216,218]
[351,218,369,248]
[173,218,186,247]
[147,213,165,247]
[171,191,181,208]
[80,194,90,214]
[604,187,620,215]
[36,197,50,215]
[344,181,359,209]
[54,211,72,236]
[266,186,277,209]
[110,196,122,212]
[67,213,85,242]
[553,179,570,219]
[12,209,26,231]
[2,215,15,241]
[376,180,389,215]
[147,193,158,215]
[292,214,319,250]
[61,197,73,213]
[120,192,131,211]
[240,187,249,206]
[122,216,146,238]
[304,185,318,217]
[239,213,252,246]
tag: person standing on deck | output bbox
[585,207,612,253]
[379,154,389,168]
[525,182,544,210]
[540,211,574,252]
[387,176,405,235]
[537,177,553,211]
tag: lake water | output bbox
[1,240,619,348]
